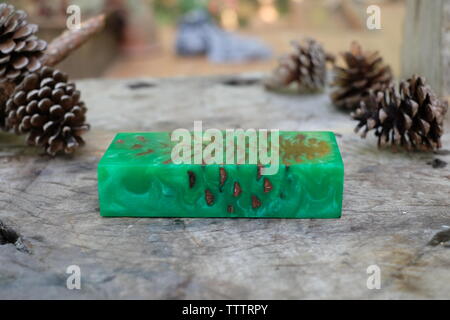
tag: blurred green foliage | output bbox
[154,0,290,25]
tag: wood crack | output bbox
[0,220,30,254]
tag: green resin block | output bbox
[98,132,344,218]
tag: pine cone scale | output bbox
[12,55,28,69]
[0,55,10,64]
[13,23,35,39]
[13,41,26,52]
[0,39,15,54]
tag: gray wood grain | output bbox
[402,0,450,100]
[0,74,449,299]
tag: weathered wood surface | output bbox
[0,74,449,299]
[402,0,450,99]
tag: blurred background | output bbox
[14,0,405,79]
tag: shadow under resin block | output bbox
[98,132,344,218]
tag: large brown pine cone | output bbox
[0,3,47,82]
[352,75,448,151]
[331,41,392,111]
[265,38,335,92]
[5,66,89,156]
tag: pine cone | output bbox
[331,41,392,111]
[0,3,47,82]
[5,66,90,155]
[352,75,448,151]
[265,38,335,92]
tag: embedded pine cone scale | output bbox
[265,38,334,93]
[331,41,392,111]
[0,3,47,83]
[5,66,89,156]
[352,75,448,151]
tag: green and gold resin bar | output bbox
[98,131,344,218]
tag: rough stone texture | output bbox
[0,74,449,299]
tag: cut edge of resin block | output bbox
[98,131,344,219]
